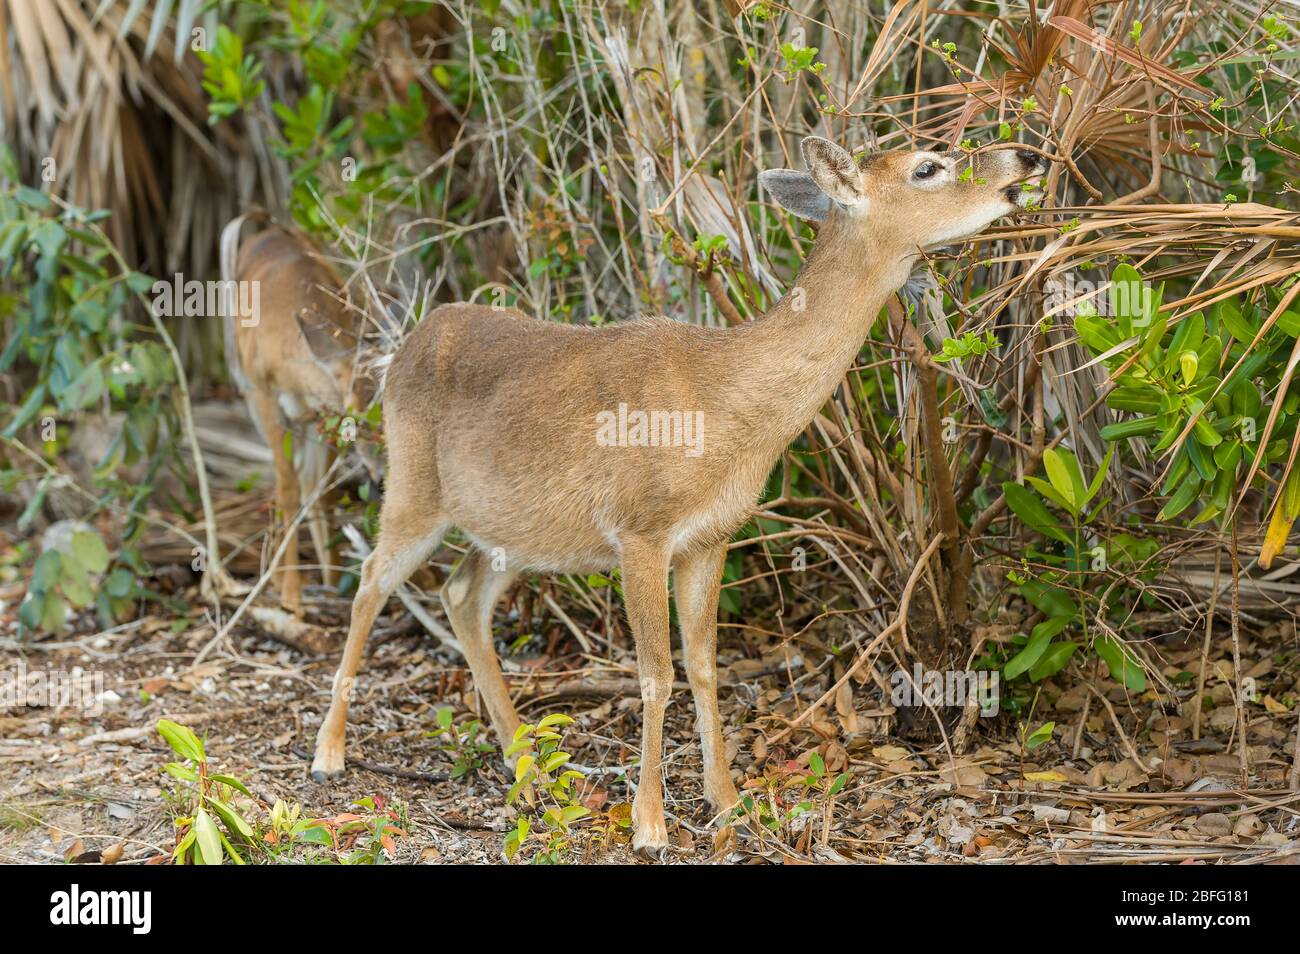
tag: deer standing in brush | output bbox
[310,137,1047,857]
[221,217,369,615]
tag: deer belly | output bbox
[442,479,620,573]
[668,479,758,553]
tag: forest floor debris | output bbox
[2,580,1298,864]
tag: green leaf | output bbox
[3,384,47,438]
[104,567,134,599]
[216,827,245,865]
[536,713,575,729]
[1028,641,1078,681]
[1185,433,1217,480]
[808,751,825,779]
[1083,444,1115,508]
[1100,416,1161,441]
[41,590,67,633]
[514,754,535,784]
[1042,448,1079,510]
[31,549,62,593]
[59,553,94,608]
[1018,580,1079,619]
[1025,476,1073,511]
[173,827,196,862]
[158,719,205,763]
[18,592,45,631]
[62,361,104,412]
[192,808,223,865]
[1157,471,1201,521]
[1003,482,1073,544]
[164,761,198,782]
[14,185,51,210]
[209,773,253,797]
[1094,636,1147,691]
[1215,299,1258,343]
[1005,616,1072,680]
[208,796,255,839]
[71,531,110,574]
[1025,721,1056,750]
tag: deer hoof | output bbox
[310,749,344,783]
[632,823,669,861]
[706,781,743,821]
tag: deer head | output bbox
[293,311,375,416]
[761,136,1046,261]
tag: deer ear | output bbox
[294,311,353,362]
[758,169,831,222]
[800,136,866,208]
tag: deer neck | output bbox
[729,215,913,454]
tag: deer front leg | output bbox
[621,539,674,859]
[672,544,741,820]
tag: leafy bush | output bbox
[503,714,589,863]
[0,162,173,635]
[999,446,1154,697]
[1074,263,1300,559]
[159,719,406,865]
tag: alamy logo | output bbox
[595,403,704,457]
[1043,271,1154,322]
[49,884,151,934]
[890,665,1000,716]
[151,274,260,327]
[1,662,104,714]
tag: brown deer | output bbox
[310,137,1046,857]
[220,216,370,615]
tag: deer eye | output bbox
[909,160,941,180]
[913,161,941,181]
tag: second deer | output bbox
[221,217,370,615]
[310,137,1047,857]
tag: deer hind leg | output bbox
[673,544,741,820]
[248,389,304,616]
[310,483,446,782]
[621,538,674,859]
[298,438,335,589]
[440,547,520,758]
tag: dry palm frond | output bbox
[0,0,282,374]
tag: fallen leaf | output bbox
[1024,770,1068,784]
[100,843,124,865]
[939,762,989,786]
[872,745,910,762]
[1194,812,1233,836]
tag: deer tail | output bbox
[219,209,272,395]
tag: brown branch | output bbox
[889,298,968,624]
